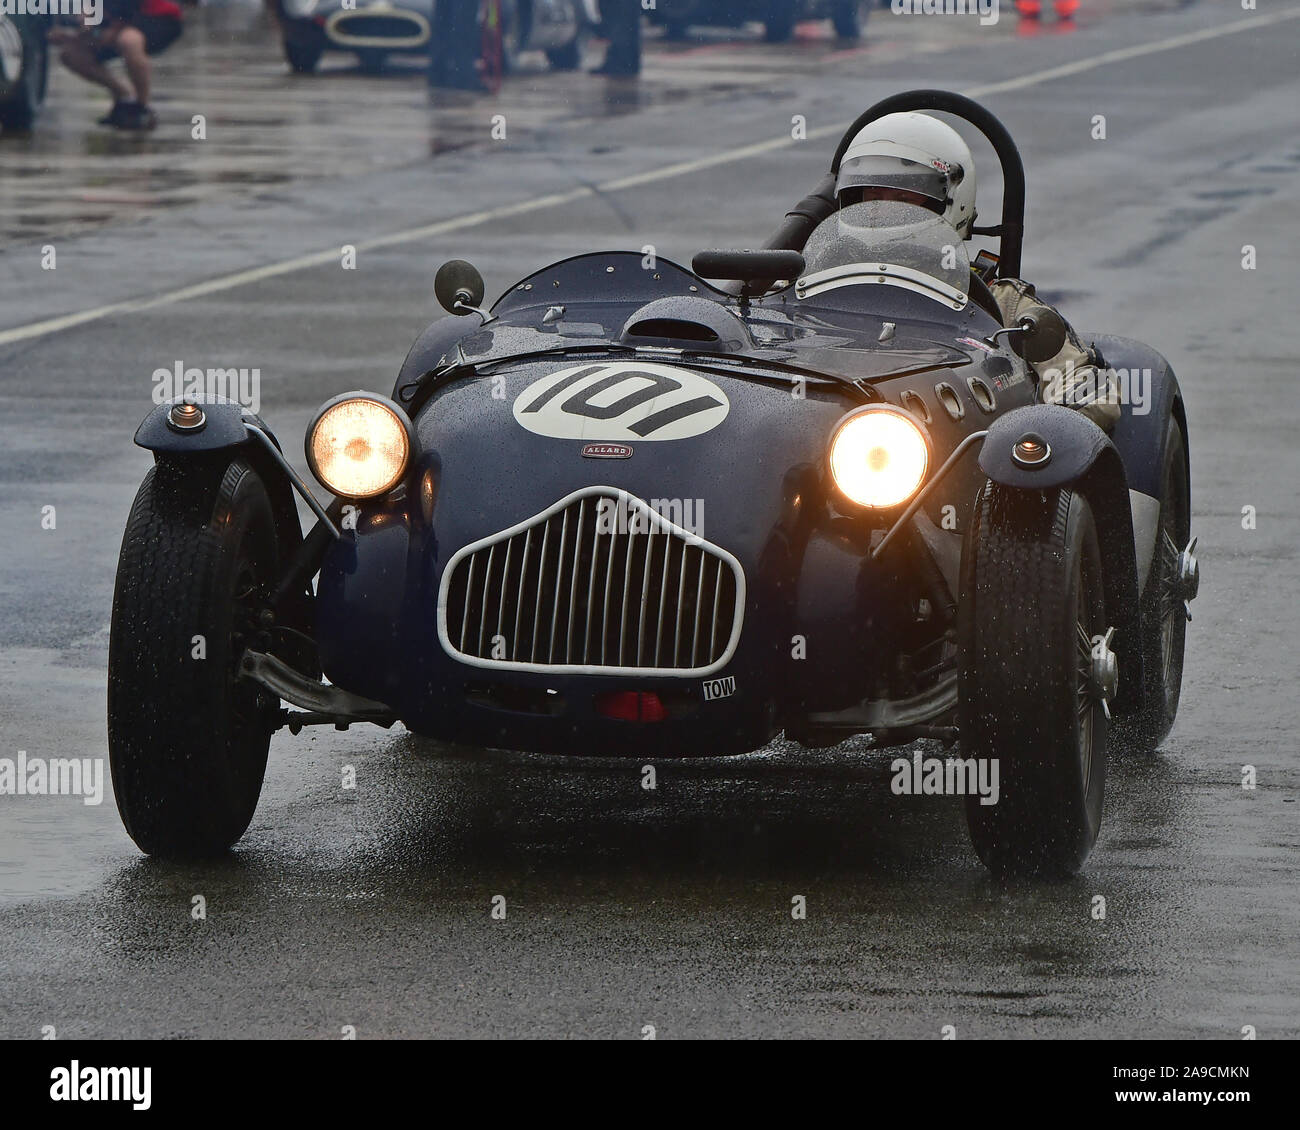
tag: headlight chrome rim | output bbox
[828,403,931,510]
[305,391,416,500]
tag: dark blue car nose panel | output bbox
[318,364,842,753]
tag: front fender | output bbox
[134,396,255,454]
[133,397,307,577]
[978,404,1113,491]
[978,404,1143,712]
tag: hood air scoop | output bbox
[618,297,753,353]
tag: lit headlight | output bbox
[306,393,414,500]
[828,405,929,509]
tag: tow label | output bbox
[702,676,736,702]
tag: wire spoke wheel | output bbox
[1157,528,1183,691]
[1114,418,1190,752]
[1075,555,1104,798]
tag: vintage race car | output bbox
[276,0,586,75]
[108,90,1197,876]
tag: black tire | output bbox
[0,32,46,132]
[108,459,281,857]
[764,0,798,42]
[355,48,387,74]
[282,30,324,74]
[1114,420,1189,752]
[959,484,1109,877]
[831,0,868,39]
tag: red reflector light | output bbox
[594,691,666,722]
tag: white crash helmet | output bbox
[836,112,978,240]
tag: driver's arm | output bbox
[989,278,1120,433]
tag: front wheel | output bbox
[107,459,282,857]
[959,484,1111,877]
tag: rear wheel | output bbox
[960,484,1110,877]
[1114,420,1190,752]
[108,459,281,857]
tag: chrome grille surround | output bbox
[325,10,430,49]
[437,486,745,676]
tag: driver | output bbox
[819,112,1119,432]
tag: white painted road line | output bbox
[1,6,1296,350]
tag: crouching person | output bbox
[51,0,184,131]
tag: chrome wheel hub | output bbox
[1079,624,1118,721]
[1171,534,1200,620]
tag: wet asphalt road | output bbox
[1,3,1299,1039]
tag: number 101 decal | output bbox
[513,362,730,441]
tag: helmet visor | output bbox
[836,153,951,213]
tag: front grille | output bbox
[438,488,744,674]
[328,12,428,46]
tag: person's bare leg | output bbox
[114,26,151,105]
[59,38,133,102]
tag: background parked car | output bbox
[648,0,870,43]
[276,0,586,75]
[0,10,50,132]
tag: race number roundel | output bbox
[512,362,730,441]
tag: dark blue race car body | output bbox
[292,245,1180,757]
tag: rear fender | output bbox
[1089,334,1185,499]
[1087,334,1187,589]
